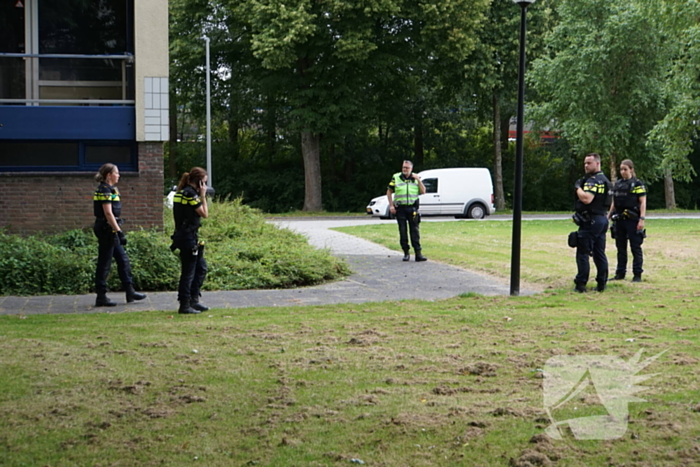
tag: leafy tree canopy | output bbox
[529,0,668,179]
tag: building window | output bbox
[0,0,134,105]
[0,1,136,172]
[0,142,78,167]
[85,144,133,165]
[0,141,136,171]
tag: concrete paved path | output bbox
[0,218,534,316]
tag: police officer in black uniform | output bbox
[573,153,612,293]
[171,167,209,314]
[93,163,147,306]
[608,159,647,282]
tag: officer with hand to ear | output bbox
[171,167,210,314]
[387,160,427,262]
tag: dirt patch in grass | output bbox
[458,362,499,376]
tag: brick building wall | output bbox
[0,143,164,235]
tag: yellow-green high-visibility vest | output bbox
[392,173,420,206]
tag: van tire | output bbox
[466,203,486,219]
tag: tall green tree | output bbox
[648,0,700,208]
[468,0,555,210]
[169,0,230,179]
[170,0,272,173]
[529,0,667,184]
[229,0,490,210]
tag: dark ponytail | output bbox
[177,167,208,191]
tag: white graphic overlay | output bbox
[543,349,666,440]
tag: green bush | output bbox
[108,230,180,292]
[0,232,93,295]
[48,228,94,251]
[191,198,350,290]
[0,199,349,296]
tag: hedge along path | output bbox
[0,218,528,315]
[0,200,349,297]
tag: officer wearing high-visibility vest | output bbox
[608,159,647,282]
[572,153,612,293]
[387,160,427,262]
[93,163,147,307]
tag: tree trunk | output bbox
[608,155,617,183]
[413,109,424,167]
[664,170,676,209]
[383,124,390,152]
[301,131,323,211]
[228,93,239,147]
[168,92,178,181]
[493,93,505,211]
[265,95,276,164]
[501,116,510,151]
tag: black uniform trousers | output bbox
[178,244,208,303]
[94,228,133,294]
[614,219,644,276]
[395,205,421,253]
[575,214,609,286]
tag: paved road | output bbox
[0,217,534,316]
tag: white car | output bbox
[366,195,393,218]
[366,167,496,219]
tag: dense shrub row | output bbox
[0,199,349,296]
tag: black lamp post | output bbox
[510,0,536,296]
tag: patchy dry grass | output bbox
[1,218,700,466]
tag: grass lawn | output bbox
[336,218,700,292]
[1,218,699,466]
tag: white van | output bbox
[366,167,496,219]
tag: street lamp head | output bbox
[512,0,536,6]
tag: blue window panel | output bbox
[0,106,135,141]
[0,141,137,172]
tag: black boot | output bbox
[574,281,587,293]
[632,274,642,282]
[95,293,117,307]
[178,301,200,314]
[609,274,625,281]
[402,250,410,262]
[190,296,210,312]
[596,281,606,292]
[125,285,147,303]
[415,250,427,262]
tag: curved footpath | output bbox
[0,218,545,316]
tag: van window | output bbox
[423,178,438,194]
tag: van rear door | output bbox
[419,177,441,215]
